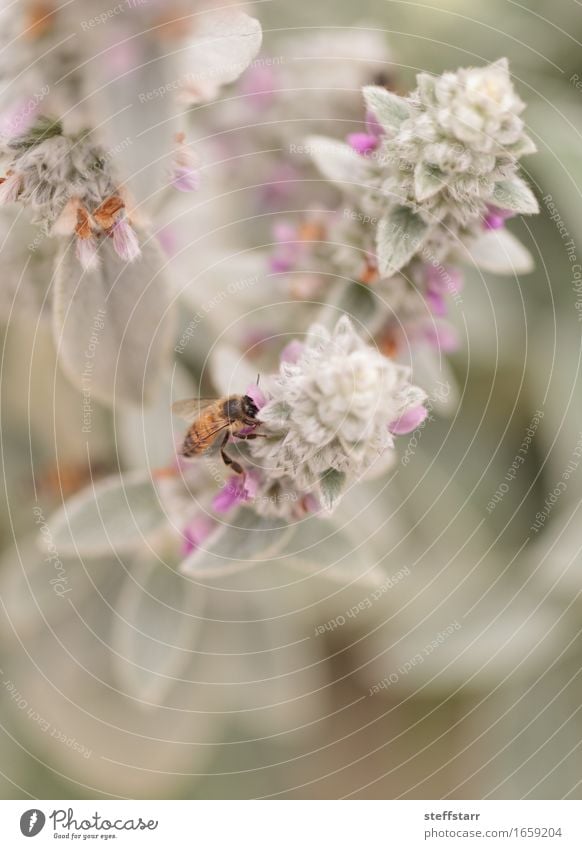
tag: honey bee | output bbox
[172,394,262,474]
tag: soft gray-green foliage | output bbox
[53,237,174,405]
[48,472,167,556]
[376,206,429,276]
[181,509,295,579]
[112,553,206,705]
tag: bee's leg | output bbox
[220,432,244,475]
[233,432,267,440]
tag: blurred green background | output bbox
[1,0,582,800]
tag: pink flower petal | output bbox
[269,254,294,273]
[156,225,178,257]
[212,476,246,513]
[172,166,200,192]
[425,288,447,316]
[365,108,385,138]
[484,205,514,230]
[181,515,216,556]
[75,237,100,271]
[212,469,262,514]
[242,468,261,498]
[273,221,296,243]
[422,320,459,353]
[425,264,462,294]
[245,382,267,409]
[484,212,505,230]
[389,405,428,435]
[346,132,379,155]
[240,64,276,109]
[425,264,446,293]
[112,218,141,262]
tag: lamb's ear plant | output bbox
[42,55,540,578]
[296,60,538,374]
[0,13,553,793]
[0,0,262,404]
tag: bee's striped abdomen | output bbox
[180,404,227,458]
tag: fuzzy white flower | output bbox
[251,317,426,501]
[308,59,539,279]
[0,119,141,268]
[431,60,527,153]
[375,58,536,228]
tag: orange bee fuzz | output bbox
[172,395,262,476]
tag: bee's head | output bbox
[242,394,260,420]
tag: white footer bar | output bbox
[2,800,581,848]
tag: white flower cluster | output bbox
[308,59,538,279]
[0,119,140,269]
[376,58,536,227]
[250,317,426,507]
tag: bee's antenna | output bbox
[256,373,261,387]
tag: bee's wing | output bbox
[171,398,217,423]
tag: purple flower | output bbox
[422,320,459,353]
[245,382,267,409]
[172,165,200,192]
[240,64,276,110]
[346,132,379,155]
[243,470,260,499]
[181,514,216,556]
[212,470,260,513]
[111,218,141,262]
[269,221,303,273]
[425,288,447,316]
[424,264,463,314]
[212,477,245,513]
[484,205,514,230]
[156,225,178,257]
[273,221,296,243]
[425,264,462,293]
[389,405,428,435]
[270,254,295,273]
